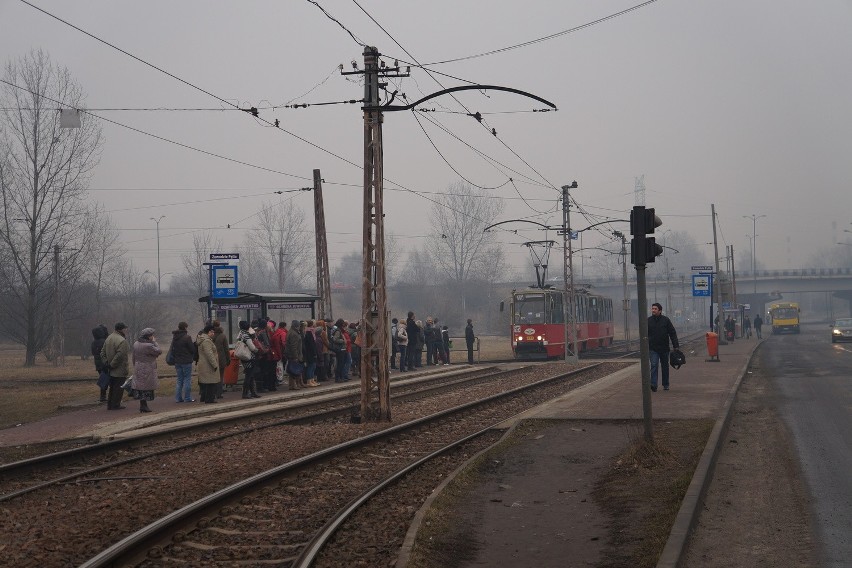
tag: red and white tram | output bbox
[510,288,614,360]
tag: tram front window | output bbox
[514,294,546,324]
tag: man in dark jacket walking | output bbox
[647,302,679,392]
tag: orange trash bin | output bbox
[223,350,241,385]
[706,332,719,358]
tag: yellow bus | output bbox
[769,302,800,334]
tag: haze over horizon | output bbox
[2,0,850,288]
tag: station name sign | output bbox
[210,253,240,261]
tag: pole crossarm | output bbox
[365,85,557,112]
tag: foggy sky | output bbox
[2,0,850,287]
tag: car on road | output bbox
[831,318,852,343]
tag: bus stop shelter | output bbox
[198,291,322,342]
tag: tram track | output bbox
[0,360,630,568]
[78,361,626,568]
[0,365,520,502]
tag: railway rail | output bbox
[0,360,629,568]
[80,361,626,567]
[0,365,517,501]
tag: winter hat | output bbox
[140,327,155,338]
[239,320,250,331]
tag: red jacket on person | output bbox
[270,328,287,362]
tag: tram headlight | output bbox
[517,336,523,342]
[536,335,543,340]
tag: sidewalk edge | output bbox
[655,340,764,568]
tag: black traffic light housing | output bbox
[630,206,663,265]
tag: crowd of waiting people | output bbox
[91,313,477,413]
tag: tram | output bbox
[769,302,800,334]
[509,288,614,360]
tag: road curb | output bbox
[655,339,764,568]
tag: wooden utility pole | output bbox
[360,46,390,421]
[53,245,62,366]
[313,169,332,321]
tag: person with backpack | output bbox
[235,320,260,399]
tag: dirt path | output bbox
[682,351,819,567]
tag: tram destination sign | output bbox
[212,302,260,310]
[267,302,312,310]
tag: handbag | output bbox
[97,370,110,390]
[234,338,252,362]
[121,375,135,394]
[286,360,304,376]
[165,343,175,366]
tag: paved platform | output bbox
[0,364,476,447]
[419,333,761,568]
[504,336,754,424]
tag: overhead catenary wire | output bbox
[14,1,560,246]
[419,0,660,66]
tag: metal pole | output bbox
[313,169,332,320]
[636,263,653,441]
[711,204,724,353]
[562,183,579,363]
[614,231,630,352]
[562,194,570,361]
[150,215,165,294]
[361,46,390,421]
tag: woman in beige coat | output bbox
[195,324,220,404]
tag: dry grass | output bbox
[0,346,179,430]
[593,419,714,568]
[0,337,512,432]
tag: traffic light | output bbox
[630,206,663,265]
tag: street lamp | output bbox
[150,215,165,294]
[743,214,766,293]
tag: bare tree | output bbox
[426,182,505,282]
[111,262,168,340]
[249,199,313,291]
[81,205,124,322]
[0,49,103,365]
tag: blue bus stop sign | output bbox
[212,265,238,298]
[692,274,711,297]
